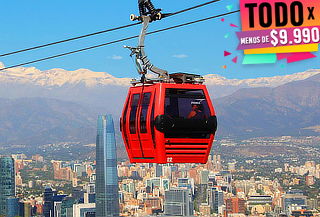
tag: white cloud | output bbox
[111,55,123,60]
[172,54,188,59]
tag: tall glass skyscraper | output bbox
[96,115,119,217]
[0,156,15,216]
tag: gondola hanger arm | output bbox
[125,0,169,80]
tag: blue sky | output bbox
[1,0,319,79]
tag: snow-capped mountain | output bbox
[0,63,131,87]
[0,62,319,88]
[1,73,319,146]
[204,69,320,87]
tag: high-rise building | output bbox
[195,184,208,209]
[164,188,194,216]
[226,197,246,215]
[6,197,19,217]
[96,115,119,217]
[0,156,15,216]
[84,183,96,204]
[208,187,224,214]
[54,201,62,217]
[213,154,222,171]
[306,175,315,186]
[43,187,67,217]
[178,178,194,195]
[200,170,209,185]
[282,190,307,214]
[161,179,170,192]
[149,177,161,190]
[74,164,86,177]
[61,197,77,217]
[73,203,96,217]
[155,164,163,177]
[52,161,74,181]
[43,187,55,217]
[19,201,32,217]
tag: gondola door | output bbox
[126,91,144,159]
[136,87,156,160]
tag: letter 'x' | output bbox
[308,7,315,20]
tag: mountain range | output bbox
[0,63,319,146]
[215,73,320,137]
[1,62,318,88]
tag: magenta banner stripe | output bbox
[237,26,320,50]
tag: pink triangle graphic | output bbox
[224,51,232,57]
[287,52,316,63]
[232,56,238,63]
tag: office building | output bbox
[61,197,77,217]
[43,187,67,217]
[43,187,55,217]
[19,201,32,217]
[164,188,194,216]
[73,203,95,217]
[162,179,170,191]
[84,182,96,204]
[208,187,224,214]
[247,195,273,214]
[306,176,315,186]
[6,197,19,217]
[226,197,246,215]
[200,170,209,185]
[54,201,62,217]
[178,178,194,195]
[96,115,119,217]
[282,190,307,214]
[0,156,15,216]
[148,177,161,190]
[155,164,163,177]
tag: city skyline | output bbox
[2,141,320,216]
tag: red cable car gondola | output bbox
[121,1,217,164]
